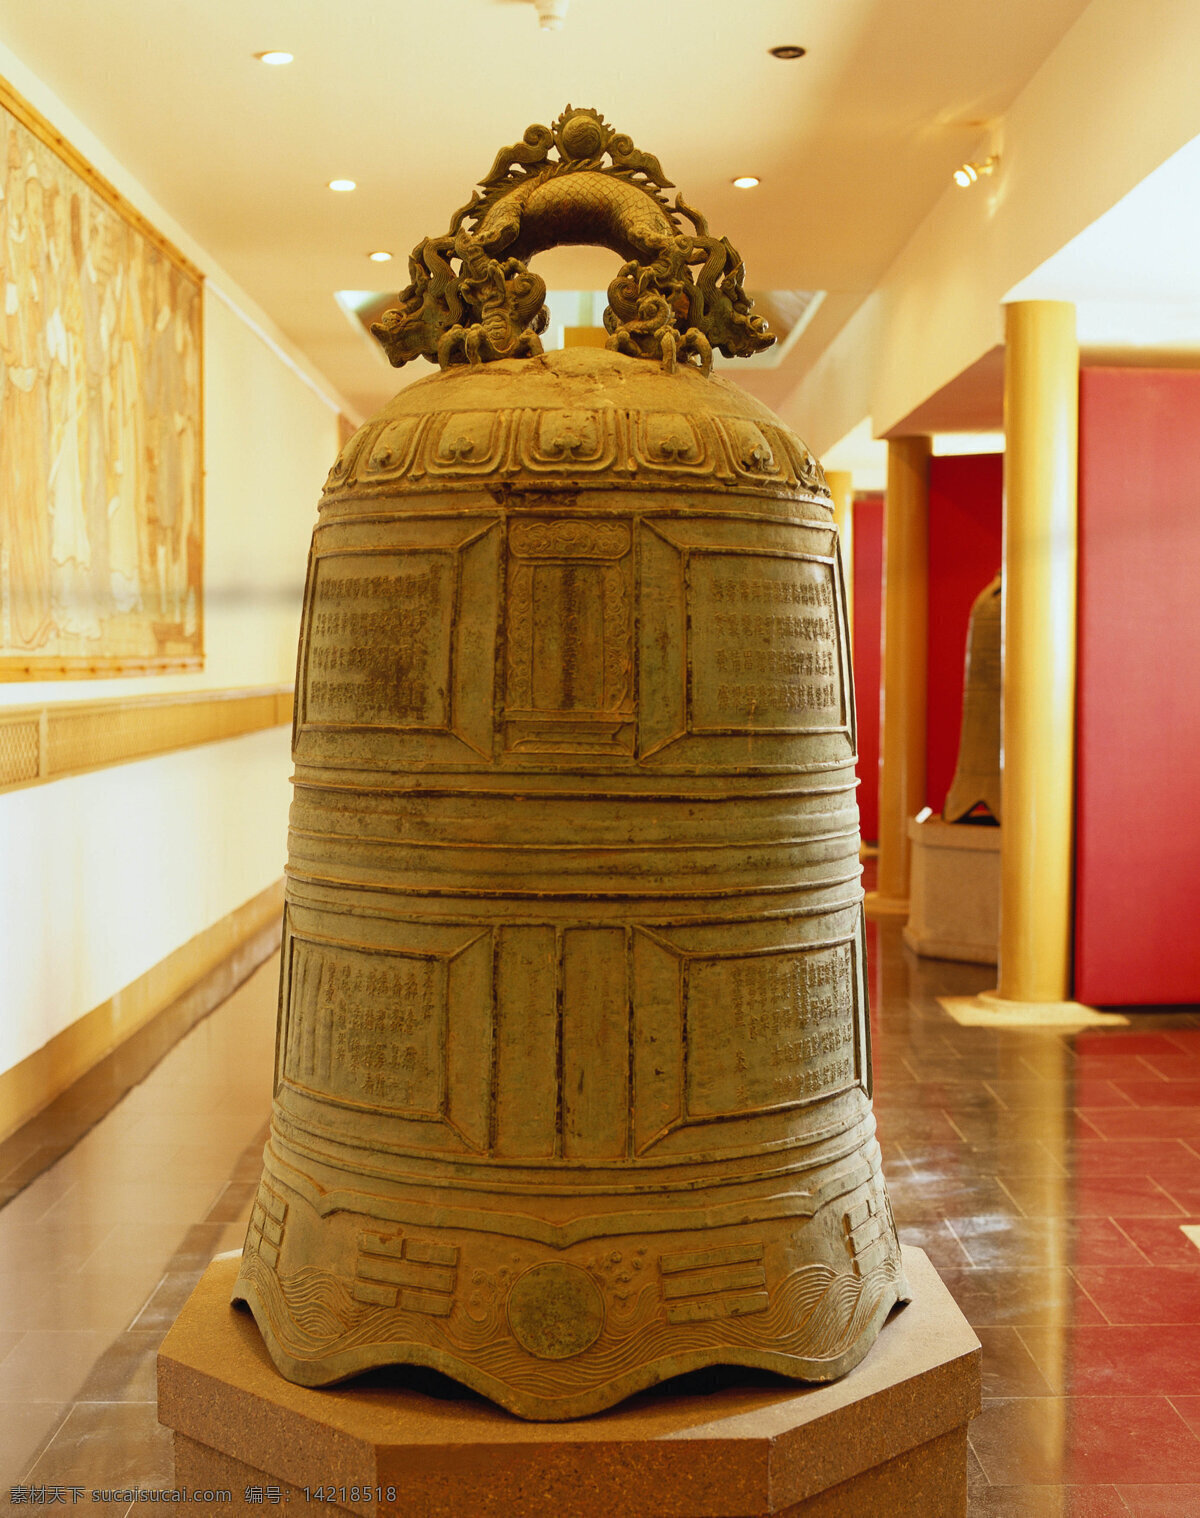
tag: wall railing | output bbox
[0,685,293,794]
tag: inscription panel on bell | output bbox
[688,552,843,732]
[685,941,857,1118]
[284,939,446,1116]
[305,552,452,729]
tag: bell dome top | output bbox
[323,348,831,507]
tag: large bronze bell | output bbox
[235,107,907,1420]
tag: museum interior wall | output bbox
[780,0,1200,454]
[1075,365,1200,1006]
[0,40,344,1137]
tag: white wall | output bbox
[0,728,291,1073]
[781,0,1200,451]
[0,44,344,1077]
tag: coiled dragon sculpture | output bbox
[371,106,775,373]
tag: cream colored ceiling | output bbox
[0,0,1095,420]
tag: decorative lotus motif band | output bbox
[372,106,775,374]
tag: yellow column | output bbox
[867,437,930,916]
[826,470,854,649]
[994,301,1079,1003]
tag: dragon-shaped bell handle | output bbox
[372,106,775,375]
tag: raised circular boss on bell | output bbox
[234,106,908,1421]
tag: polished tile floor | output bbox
[2,908,1199,1515]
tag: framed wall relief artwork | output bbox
[0,76,203,678]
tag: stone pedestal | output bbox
[158,1248,979,1517]
[904,817,1000,965]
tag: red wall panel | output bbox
[1075,368,1200,1006]
[925,454,1004,815]
[852,495,884,844]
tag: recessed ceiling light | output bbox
[254,50,294,66]
[368,250,393,263]
[328,179,357,193]
[732,176,760,190]
[769,45,807,60]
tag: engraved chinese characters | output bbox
[235,110,904,1421]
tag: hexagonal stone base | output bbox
[158,1247,978,1517]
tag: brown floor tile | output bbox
[0,1271,60,1331]
[931,1267,1105,1329]
[888,1172,1018,1225]
[205,1180,258,1223]
[985,1079,1135,1111]
[0,1402,69,1493]
[0,1330,109,1403]
[24,1401,174,1488]
[998,1172,1184,1219]
[966,1486,1130,1516]
[131,1271,206,1332]
[0,1221,119,1276]
[39,1178,226,1227]
[903,1139,1070,1180]
[21,1266,167,1337]
[895,1219,974,1269]
[977,1326,1057,1398]
[949,1215,1148,1270]
[75,1331,162,1403]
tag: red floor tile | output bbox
[970,1395,1200,1486]
[1078,1109,1200,1143]
[1114,1081,1200,1109]
[1170,1395,1200,1437]
[1075,1034,1194,1060]
[1017,1324,1200,1396]
[1158,1183,1200,1218]
[1070,1266,1200,1325]
[1114,1486,1200,1517]
[1116,1218,1200,1266]
[1138,1053,1200,1081]
[1070,1139,1200,1180]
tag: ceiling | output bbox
[0,0,1097,421]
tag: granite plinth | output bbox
[158,1248,979,1517]
[904,816,1000,965]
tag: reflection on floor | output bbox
[2,905,1199,1515]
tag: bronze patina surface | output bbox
[943,574,1002,824]
[235,108,906,1421]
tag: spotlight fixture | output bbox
[732,176,760,190]
[254,50,294,66]
[368,250,393,263]
[328,179,357,193]
[953,155,997,188]
[769,44,807,60]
